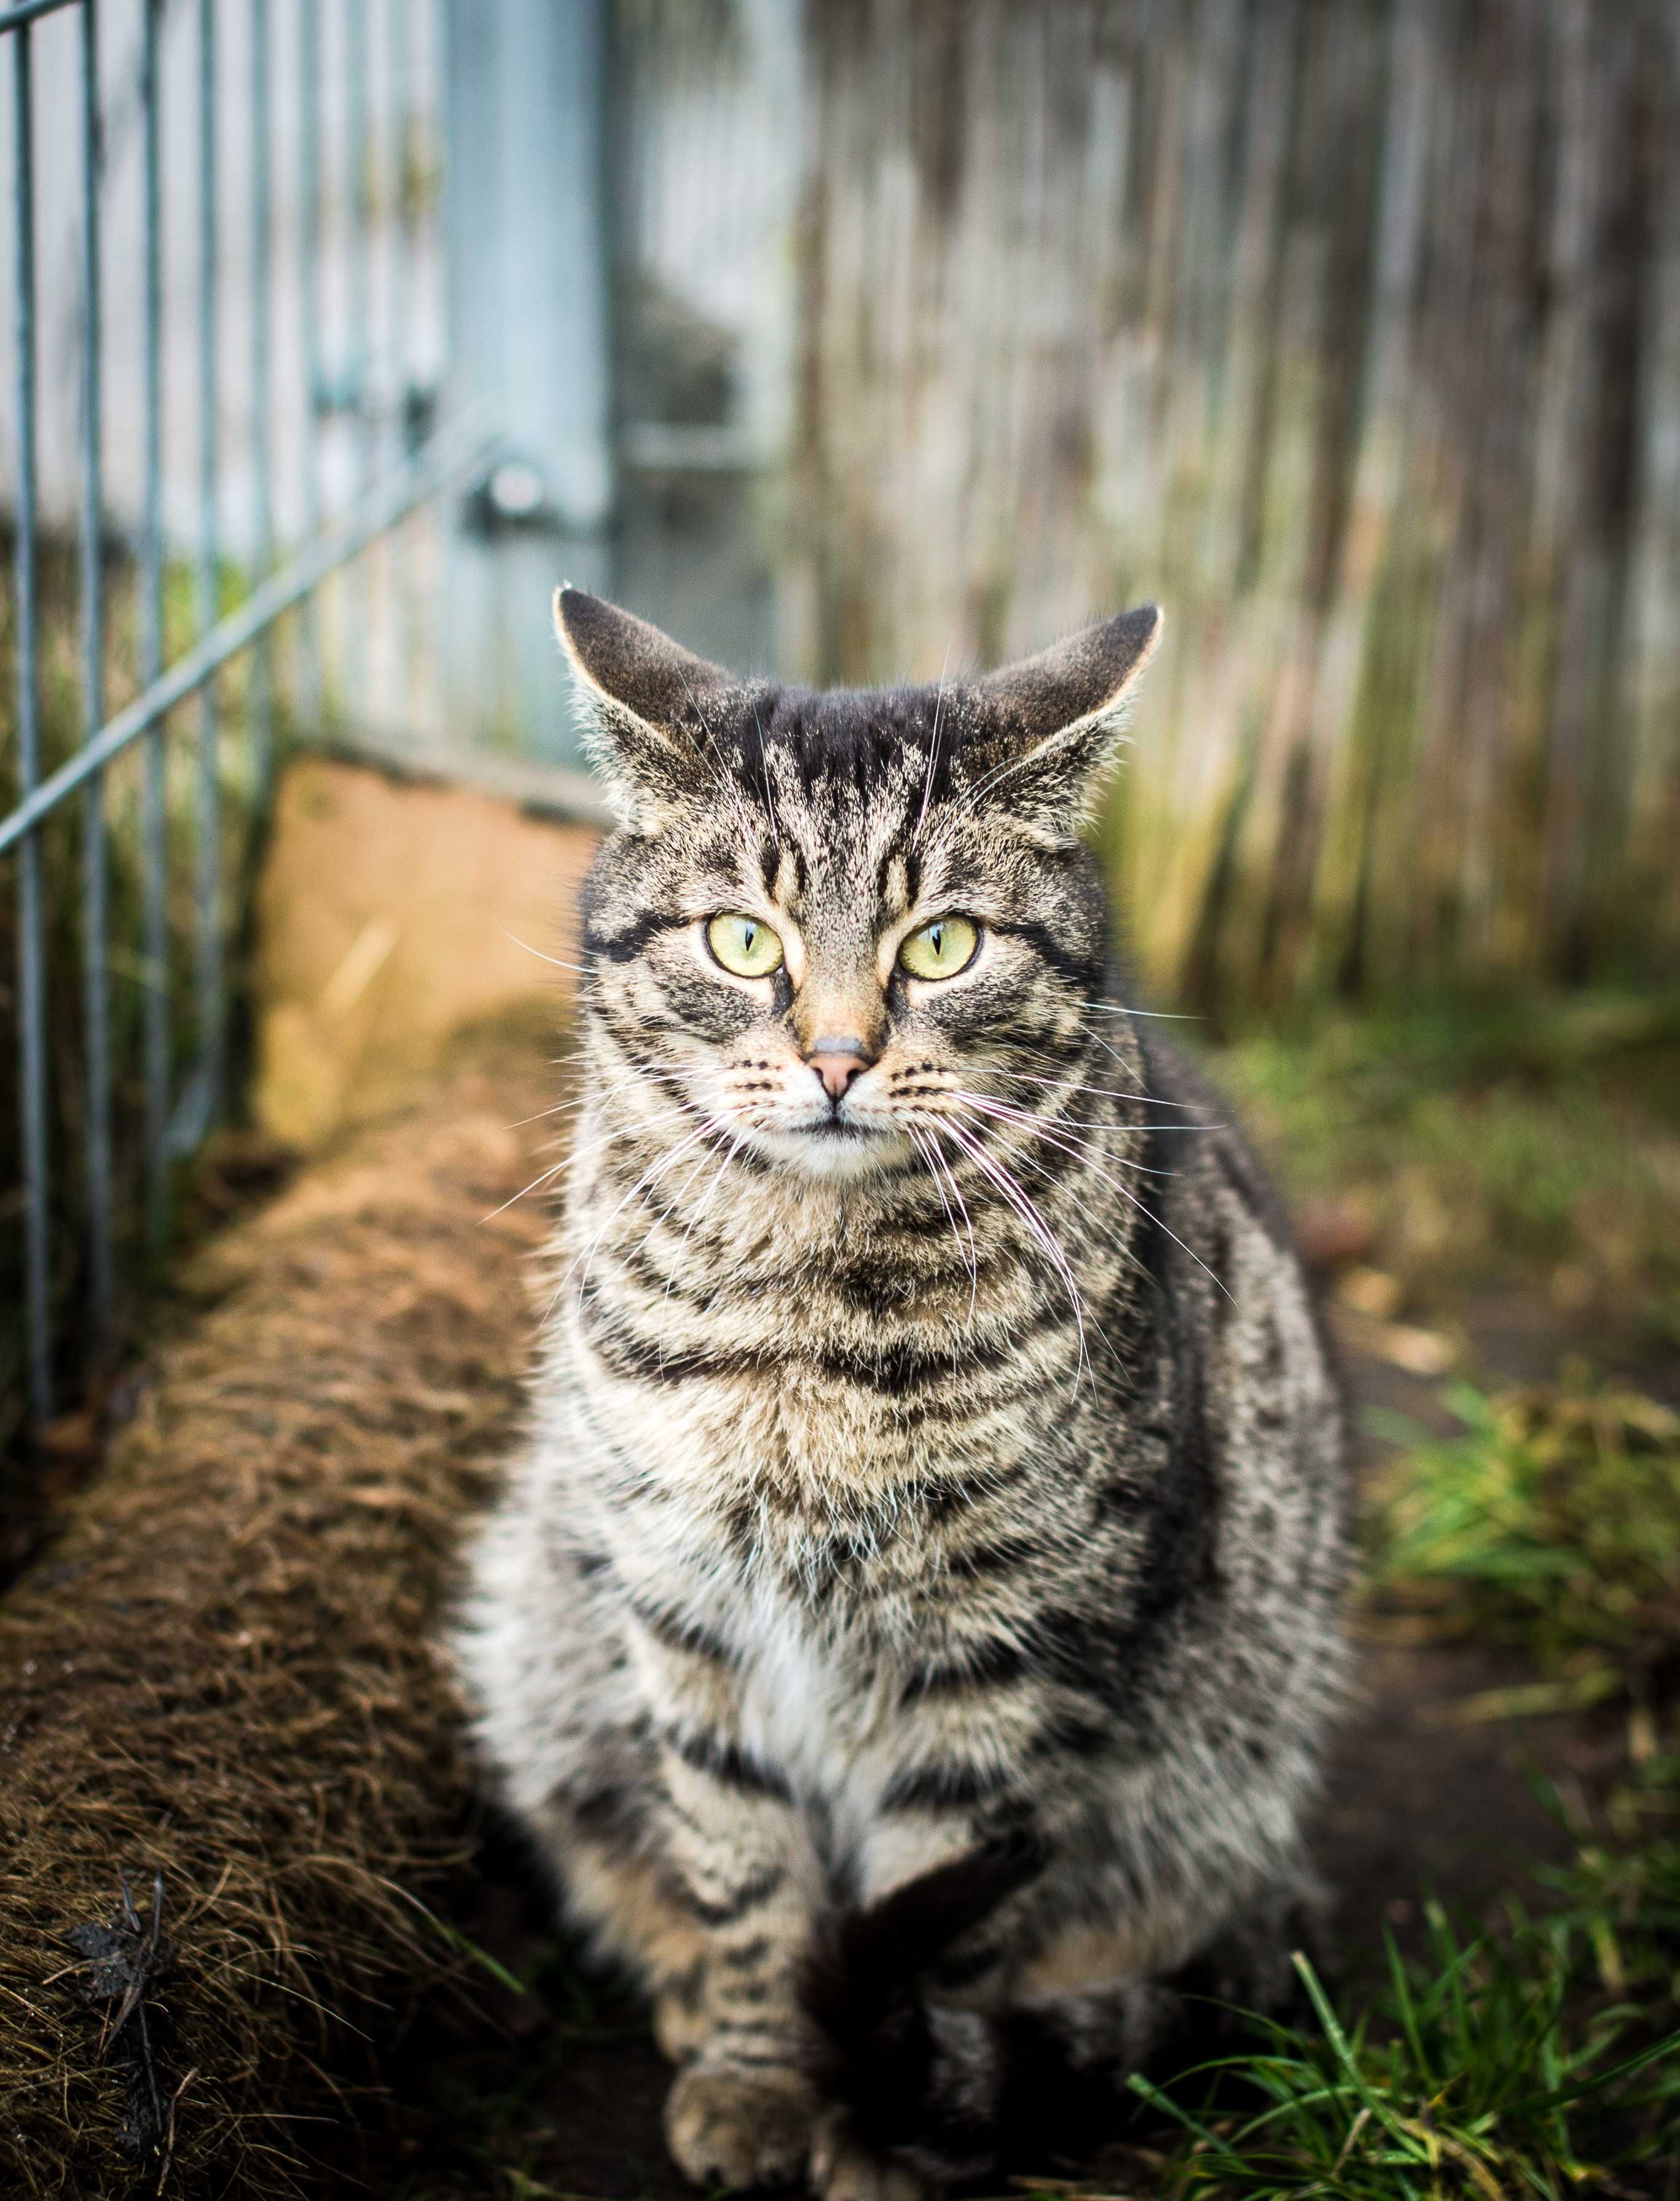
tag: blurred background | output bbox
[1,0,1677,1473]
[1,5,1679,2191]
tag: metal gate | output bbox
[0,0,506,1442]
[0,0,806,1451]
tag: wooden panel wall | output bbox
[790,0,1680,1007]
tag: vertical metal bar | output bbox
[79,0,113,1343]
[12,22,52,1426]
[388,0,412,728]
[390,0,410,399]
[140,0,169,1242]
[249,0,273,804]
[297,0,321,718]
[195,0,222,1128]
[345,0,371,715]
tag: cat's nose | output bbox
[807,1038,869,1099]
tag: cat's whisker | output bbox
[911,638,954,849]
[504,1061,693,1132]
[652,1128,744,1352]
[951,1097,1233,1303]
[501,930,592,978]
[551,1117,729,1324]
[485,1124,667,1227]
[482,1096,700,1223]
[492,1099,702,1228]
[953,1093,1177,1177]
[972,1125,1160,1302]
[1072,1020,1152,1087]
[905,1122,975,1318]
[913,1120,979,1323]
[980,1066,1218,1118]
[994,1019,1212,1112]
[623,1135,722,1307]
[688,1128,745,1238]
[940,1116,1093,1385]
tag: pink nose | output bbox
[809,1045,868,1099]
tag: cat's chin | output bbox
[753,1120,914,1182]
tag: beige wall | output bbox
[254,756,599,1149]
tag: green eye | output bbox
[707,912,785,978]
[898,915,979,981]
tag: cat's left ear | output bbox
[970,604,1163,831]
[554,587,742,825]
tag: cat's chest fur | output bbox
[575,1301,1048,1599]
[567,1146,1082,1595]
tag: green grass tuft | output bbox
[1541,1751,1680,2008]
[1363,1375,1680,1705]
[1209,994,1680,1348]
[1136,1908,1680,2200]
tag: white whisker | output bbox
[917,1120,979,1324]
[484,1101,697,1223]
[952,1096,1232,1303]
[906,1121,976,1322]
[984,1066,1215,1116]
[955,1093,1177,1177]
[912,637,954,849]
[941,1116,1094,1385]
[553,1118,728,1322]
[501,929,591,977]
[504,1061,693,1132]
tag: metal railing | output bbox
[1,0,497,1434]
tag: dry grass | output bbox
[0,1037,554,2198]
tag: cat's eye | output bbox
[898,915,979,981]
[706,912,785,978]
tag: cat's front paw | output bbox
[664,2059,818,2189]
[810,2108,925,2201]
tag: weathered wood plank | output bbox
[791,0,1679,1003]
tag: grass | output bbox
[1542,1750,1680,2007]
[1362,1374,1680,1710]
[1209,991,1680,1353]
[1129,1749,1680,2200]
[1131,1906,1680,2200]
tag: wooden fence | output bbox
[789,0,1680,1008]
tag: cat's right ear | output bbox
[554,588,737,825]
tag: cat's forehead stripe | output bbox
[878,851,911,919]
[772,846,803,912]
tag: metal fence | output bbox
[0,0,815,1454]
[0,0,501,1437]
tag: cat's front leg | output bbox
[652,1687,826,2187]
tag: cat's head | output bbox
[560,588,1161,1182]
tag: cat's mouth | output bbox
[752,1107,911,1179]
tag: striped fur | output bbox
[455,592,1351,2196]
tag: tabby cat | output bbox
[455,589,1349,2199]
